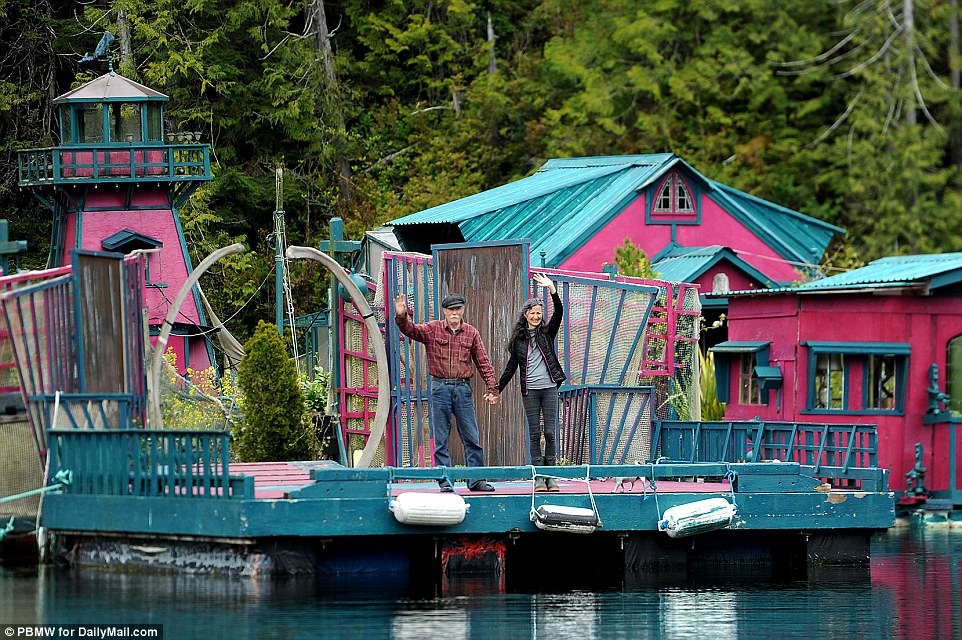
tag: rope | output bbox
[530,464,602,526]
[725,463,739,510]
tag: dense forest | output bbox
[2,0,961,338]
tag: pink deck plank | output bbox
[230,462,737,499]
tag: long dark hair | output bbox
[506,298,545,353]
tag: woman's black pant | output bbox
[523,386,558,465]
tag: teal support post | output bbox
[0,220,28,275]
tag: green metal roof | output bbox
[388,154,842,269]
[721,252,962,296]
[650,243,777,288]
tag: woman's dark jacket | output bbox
[497,291,567,395]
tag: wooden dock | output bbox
[36,427,895,580]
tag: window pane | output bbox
[110,103,143,142]
[738,353,761,404]
[867,354,896,409]
[815,353,845,409]
[77,104,104,143]
[655,181,672,211]
[146,104,163,141]
[948,336,962,414]
[675,179,694,212]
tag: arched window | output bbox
[712,272,730,294]
[654,172,695,214]
[947,335,962,413]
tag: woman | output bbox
[498,273,567,491]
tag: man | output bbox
[394,292,499,492]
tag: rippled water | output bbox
[0,528,958,639]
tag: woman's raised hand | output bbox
[533,272,556,294]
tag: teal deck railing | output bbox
[652,420,882,489]
[46,429,252,499]
[17,144,211,185]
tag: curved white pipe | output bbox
[286,245,389,468]
[148,243,247,429]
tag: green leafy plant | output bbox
[700,349,726,421]
[299,365,332,414]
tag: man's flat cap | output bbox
[440,294,466,309]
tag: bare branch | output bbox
[836,25,903,78]
[910,59,943,130]
[807,90,863,148]
[777,30,859,68]
[359,143,422,174]
[916,44,950,89]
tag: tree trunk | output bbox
[117,7,134,72]
[950,0,962,168]
[904,0,917,125]
[309,0,353,208]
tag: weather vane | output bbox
[79,31,116,70]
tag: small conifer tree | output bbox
[234,321,309,461]
[614,238,659,279]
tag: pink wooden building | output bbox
[389,155,843,313]
[17,72,214,374]
[710,253,962,506]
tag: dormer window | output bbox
[654,172,695,214]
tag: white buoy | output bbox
[531,504,600,534]
[389,492,469,526]
[658,497,736,538]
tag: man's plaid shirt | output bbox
[394,313,498,393]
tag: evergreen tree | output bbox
[235,320,309,462]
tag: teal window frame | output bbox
[710,341,780,406]
[802,341,909,416]
[947,335,962,415]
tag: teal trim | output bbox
[171,204,214,371]
[804,344,910,413]
[652,245,778,289]
[710,341,771,354]
[644,170,703,225]
[753,365,783,392]
[711,343,771,405]
[802,341,911,355]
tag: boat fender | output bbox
[389,491,469,526]
[658,497,736,538]
[531,504,600,534]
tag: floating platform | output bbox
[36,438,895,581]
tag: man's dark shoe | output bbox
[468,481,495,492]
[438,480,455,493]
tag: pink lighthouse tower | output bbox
[17,71,214,374]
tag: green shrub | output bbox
[234,321,310,461]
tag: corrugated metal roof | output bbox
[54,72,168,103]
[719,252,962,296]
[793,252,962,291]
[388,154,842,270]
[650,244,777,288]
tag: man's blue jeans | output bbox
[431,379,485,469]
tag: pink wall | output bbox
[723,293,962,493]
[61,187,212,374]
[562,192,803,284]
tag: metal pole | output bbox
[274,168,285,334]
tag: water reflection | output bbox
[0,529,958,639]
